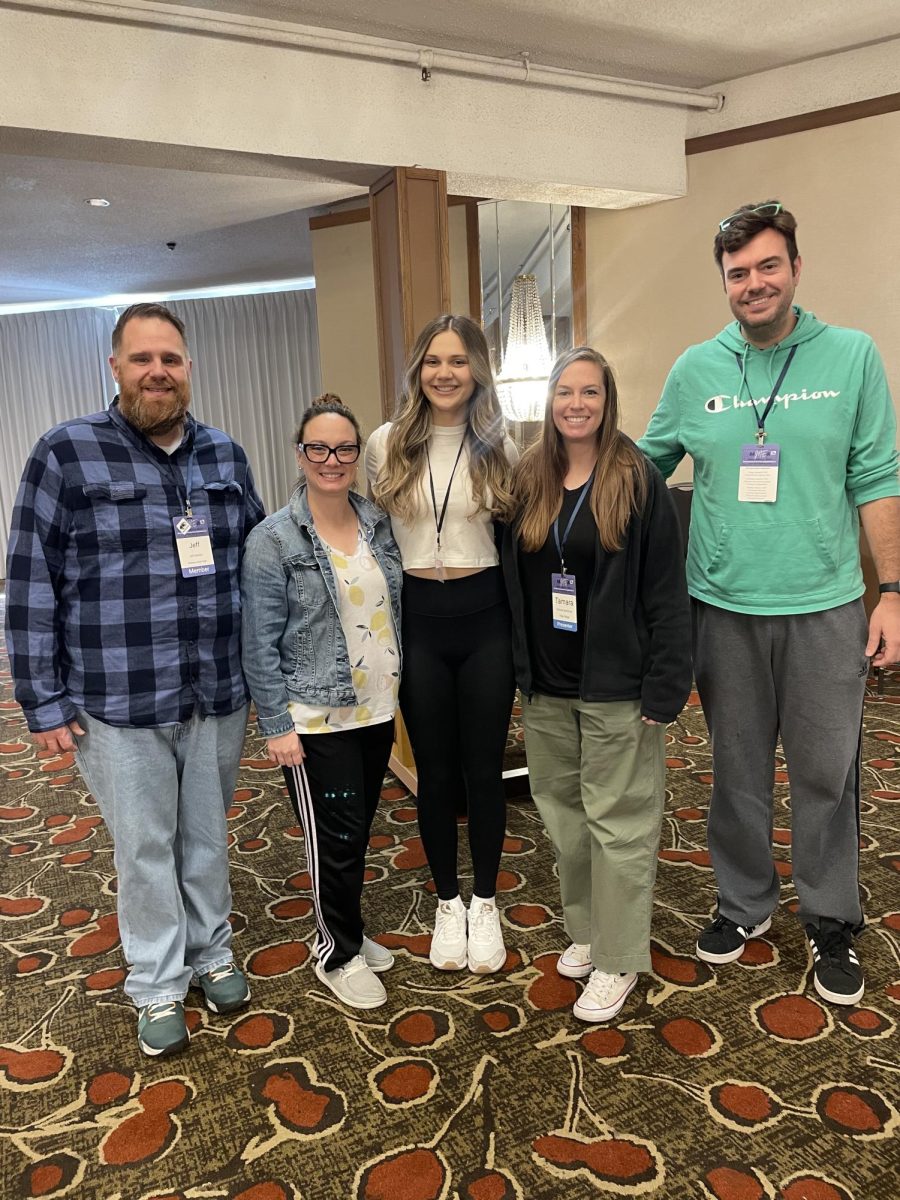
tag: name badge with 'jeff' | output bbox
[173,515,216,576]
[738,444,780,503]
[551,573,577,631]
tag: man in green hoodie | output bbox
[639,200,899,1006]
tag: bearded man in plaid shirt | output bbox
[5,303,265,1057]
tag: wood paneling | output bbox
[686,92,900,155]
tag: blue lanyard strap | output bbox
[735,344,797,443]
[553,476,593,574]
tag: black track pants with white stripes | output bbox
[282,719,394,970]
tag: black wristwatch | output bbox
[878,582,900,594]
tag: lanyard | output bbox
[553,476,593,574]
[182,452,197,517]
[426,439,466,551]
[133,438,196,517]
[734,344,797,445]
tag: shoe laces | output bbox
[144,1001,179,1022]
[338,954,369,979]
[813,920,853,962]
[469,901,498,936]
[706,914,737,934]
[584,970,626,1004]
[436,901,465,932]
[206,963,236,984]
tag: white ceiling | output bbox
[2,0,897,307]
[160,0,899,89]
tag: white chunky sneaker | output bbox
[557,943,593,979]
[573,970,638,1023]
[430,896,467,970]
[314,954,387,1009]
[467,898,506,974]
[362,935,395,974]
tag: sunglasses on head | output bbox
[718,201,783,233]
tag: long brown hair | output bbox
[372,314,514,522]
[513,346,647,553]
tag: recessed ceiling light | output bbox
[85,198,110,207]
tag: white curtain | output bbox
[0,306,116,574]
[0,289,320,575]
[166,290,320,513]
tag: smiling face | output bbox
[551,359,606,448]
[419,330,476,426]
[297,412,360,500]
[110,315,192,440]
[722,227,802,347]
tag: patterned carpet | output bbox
[1,622,899,1199]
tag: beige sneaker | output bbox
[430,896,467,970]
[573,970,637,1023]
[557,943,592,979]
[362,935,395,974]
[315,954,387,1009]
[467,898,506,974]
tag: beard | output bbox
[119,379,191,438]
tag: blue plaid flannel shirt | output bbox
[5,399,265,731]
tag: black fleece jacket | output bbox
[501,452,692,724]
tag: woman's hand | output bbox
[641,716,663,726]
[267,730,305,767]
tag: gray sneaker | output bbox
[137,1001,189,1057]
[314,954,387,1009]
[362,935,395,974]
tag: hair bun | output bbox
[313,392,344,409]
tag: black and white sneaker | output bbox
[806,919,864,1006]
[696,911,772,964]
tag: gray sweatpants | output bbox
[692,599,868,930]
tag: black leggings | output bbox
[400,568,515,900]
[282,719,394,970]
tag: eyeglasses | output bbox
[718,202,783,232]
[298,442,361,464]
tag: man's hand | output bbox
[866,595,900,667]
[266,730,305,767]
[33,721,85,755]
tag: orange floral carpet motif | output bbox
[1,620,898,1198]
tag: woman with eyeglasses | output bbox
[241,394,403,1010]
[365,315,517,975]
[502,347,691,1023]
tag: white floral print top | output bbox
[288,526,400,734]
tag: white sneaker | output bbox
[314,954,387,1009]
[467,898,506,974]
[430,896,467,970]
[362,935,395,974]
[573,970,637,1023]
[557,943,593,979]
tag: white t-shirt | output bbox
[288,528,400,735]
[364,421,518,570]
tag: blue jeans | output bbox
[73,705,249,1007]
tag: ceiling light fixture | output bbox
[496,274,552,423]
[85,198,111,207]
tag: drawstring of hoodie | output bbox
[734,342,798,445]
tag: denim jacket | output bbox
[240,485,403,737]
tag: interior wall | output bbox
[311,205,472,438]
[586,110,900,481]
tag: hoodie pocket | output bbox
[706,518,837,601]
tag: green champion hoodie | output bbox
[638,307,899,615]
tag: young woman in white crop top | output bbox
[365,314,518,975]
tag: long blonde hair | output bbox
[513,346,647,553]
[372,314,514,522]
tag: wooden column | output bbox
[369,166,452,792]
[370,167,452,420]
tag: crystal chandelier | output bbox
[496,273,551,422]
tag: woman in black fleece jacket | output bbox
[502,346,691,1024]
